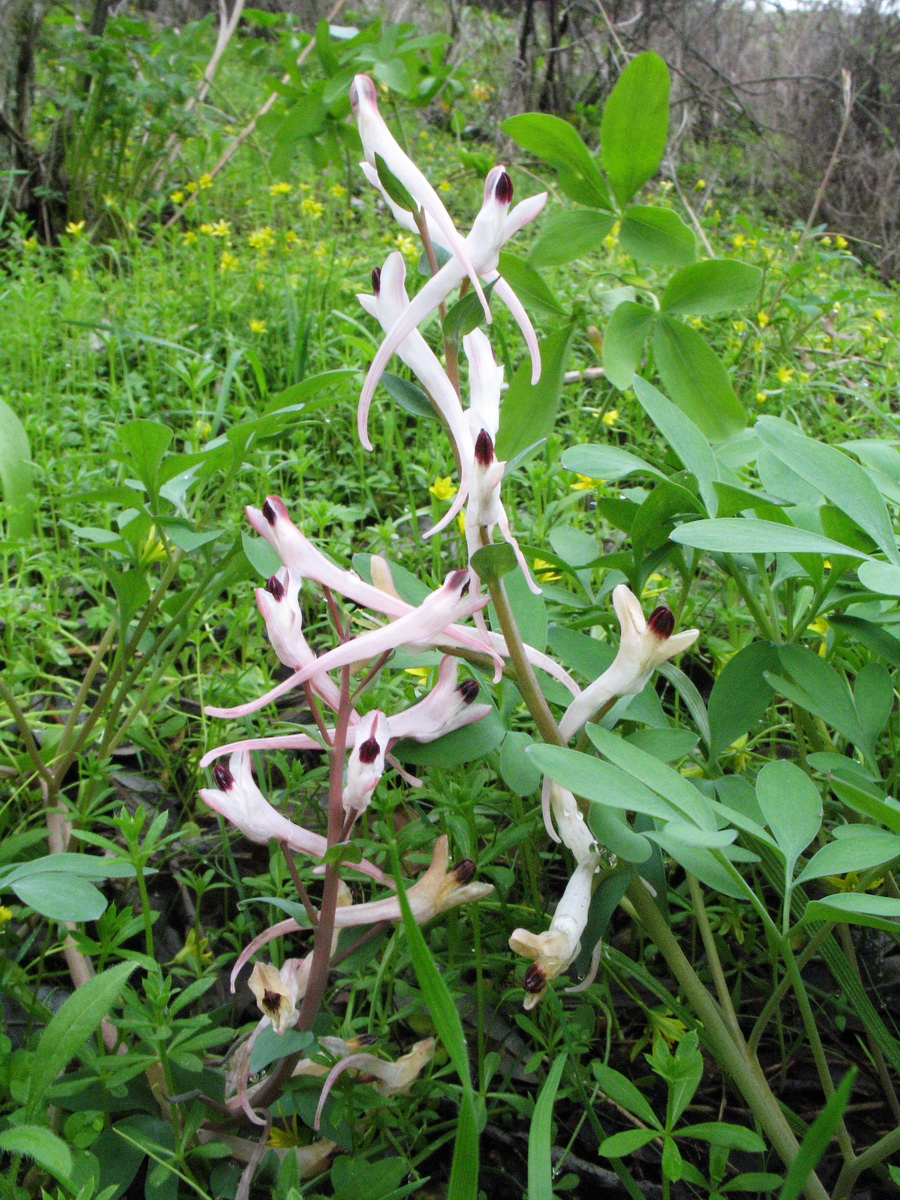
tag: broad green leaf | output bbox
[242,531,281,578]
[0,397,34,538]
[828,615,900,668]
[660,260,762,316]
[795,831,900,885]
[585,724,714,829]
[854,661,893,748]
[707,641,779,757]
[528,209,615,267]
[380,372,438,420]
[601,52,670,207]
[119,421,173,495]
[804,893,900,933]
[443,279,497,341]
[561,442,667,484]
[653,833,752,900]
[373,152,418,212]
[497,251,567,317]
[632,376,719,514]
[471,542,517,584]
[593,1062,661,1127]
[776,644,868,751]
[12,873,107,922]
[0,1125,72,1186]
[26,961,137,1119]
[589,805,652,863]
[528,1052,567,1200]
[249,1027,314,1074]
[497,323,576,460]
[393,709,504,767]
[599,1128,659,1157]
[603,302,654,389]
[756,417,900,566]
[670,518,870,559]
[619,206,696,269]
[651,318,746,442]
[501,113,611,208]
[626,729,699,762]
[755,760,821,875]
[493,564,547,652]
[646,822,737,848]
[857,560,900,595]
[500,732,542,795]
[776,1070,855,1200]
[391,844,478,1200]
[527,745,682,821]
[828,775,900,835]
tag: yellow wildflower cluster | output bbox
[248,226,275,253]
[301,197,324,218]
[429,477,457,501]
[269,181,292,196]
[200,220,231,238]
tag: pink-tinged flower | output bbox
[199,752,387,883]
[350,73,490,321]
[357,166,546,433]
[314,1037,435,1130]
[509,853,600,1009]
[465,428,540,595]
[357,255,472,479]
[256,568,345,714]
[291,1034,379,1079]
[206,569,493,719]
[343,709,389,815]
[558,586,699,741]
[248,958,310,1033]
[229,836,493,984]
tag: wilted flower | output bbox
[509,854,600,1009]
[314,1037,435,1129]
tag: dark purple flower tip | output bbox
[452,859,477,885]
[474,428,494,466]
[261,499,277,526]
[494,170,513,205]
[358,1033,378,1046]
[265,574,286,601]
[647,606,675,639]
[261,989,281,1016]
[447,568,469,593]
[358,736,381,765]
[457,678,479,705]
[212,761,234,791]
[523,964,546,993]
[371,267,382,296]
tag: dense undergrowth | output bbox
[2,12,900,1200]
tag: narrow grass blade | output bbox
[390,843,478,1200]
[528,1051,567,1200]
[777,1069,855,1200]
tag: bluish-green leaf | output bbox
[756,417,900,566]
[619,206,696,269]
[601,52,670,207]
[651,318,746,442]
[501,113,611,209]
[11,873,108,922]
[670,518,869,559]
[603,302,654,389]
[561,442,667,484]
[632,376,719,514]
[755,761,821,875]
[660,260,762,316]
[528,745,682,821]
[497,323,576,460]
[795,831,900,885]
[803,893,900,933]
[707,641,779,758]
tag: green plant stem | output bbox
[780,942,854,1162]
[832,1121,900,1199]
[56,618,117,752]
[626,876,830,1200]
[484,568,562,748]
[686,873,743,1043]
[0,679,55,787]
[748,922,834,1054]
[722,555,775,640]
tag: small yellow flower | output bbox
[248,226,275,252]
[301,197,324,218]
[269,181,292,196]
[570,474,600,491]
[170,189,185,204]
[329,183,346,199]
[694,178,706,190]
[182,230,197,244]
[22,236,37,251]
[602,409,618,427]
[752,338,764,353]
[209,219,231,237]
[284,230,299,245]
[395,233,418,261]
[776,365,794,384]
[199,222,213,235]
[470,82,493,102]
[312,242,327,259]
[756,391,767,404]
[65,220,85,236]
[757,310,770,328]
[438,180,452,192]
[688,316,703,329]
[0,906,13,926]
[194,419,212,438]
[732,320,746,333]
[429,476,457,501]
[219,250,238,272]
[732,233,746,249]
[821,235,832,247]
[835,235,848,249]
[873,308,885,321]
[199,173,213,190]
[185,180,197,193]
[249,319,267,334]
[404,666,431,681]
[533,559,560,582]
[603,219,621,251]
[826,870,884,893]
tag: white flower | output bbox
[343,709,389,814]
[248,958,310,1033]
[559,585,699,741]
